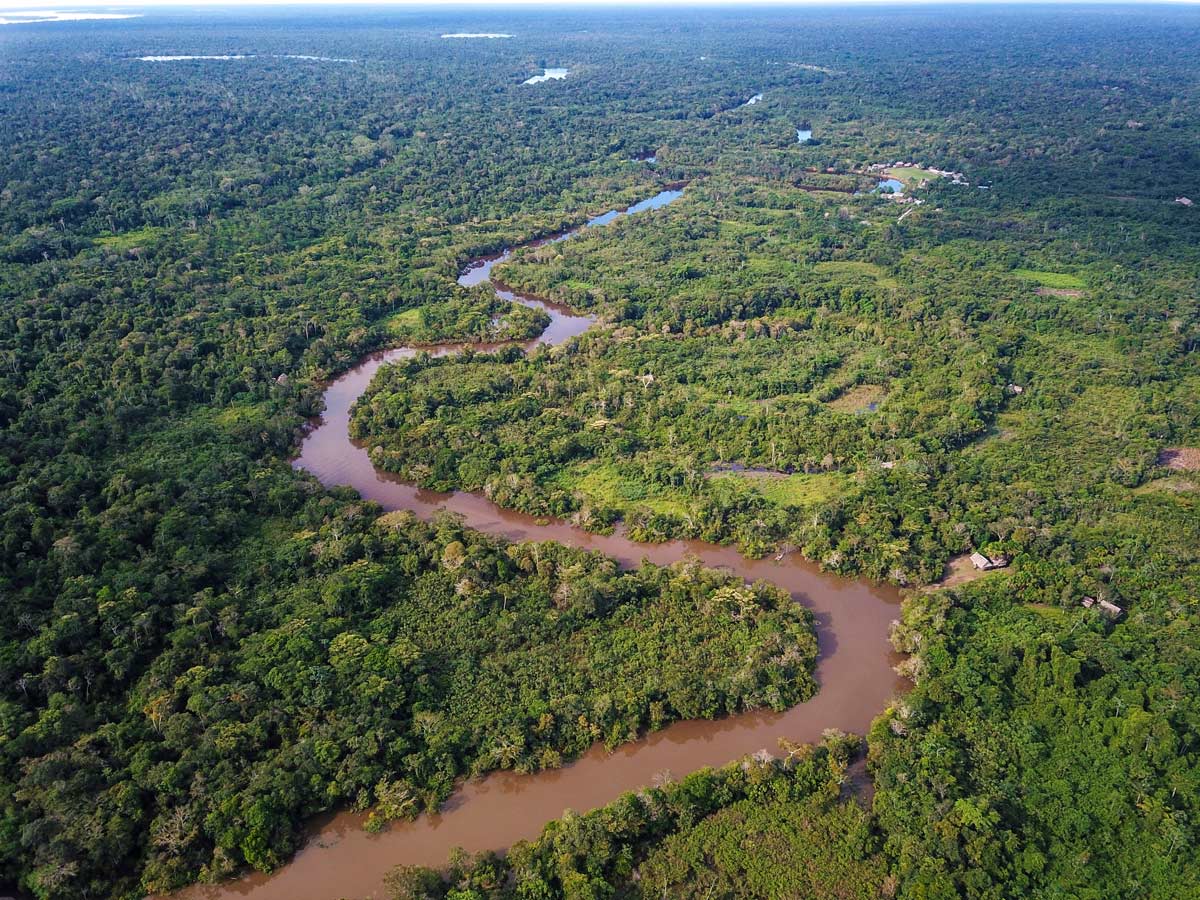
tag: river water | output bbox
[173,187,906,900]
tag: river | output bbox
[173,186,906,900]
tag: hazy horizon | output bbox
[4,0,1200,9]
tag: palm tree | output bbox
[489,735,524,769]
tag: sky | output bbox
[1,0,1196,10]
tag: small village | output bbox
[959,551,1124,619]
[866,160,970,185]
[863,160,970,206]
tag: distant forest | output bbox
[1,5,1199,900]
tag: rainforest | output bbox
[1,4,1199,900]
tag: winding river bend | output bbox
[180,188,906,900]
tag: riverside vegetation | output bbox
[2,5,1200,900]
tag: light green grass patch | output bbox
[384,307,423,334]
[755,472,845,507]
[1133,475,1197,495]
[566,461,693,518]
[826,384,885,413]
[1012,269,1086,290]
[964,410,1026,453]
[747,256,802,278]
[711,470,845,508]
[884,166,942,185]
[94,226,165,251]
[814,260,898,288]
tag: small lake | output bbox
[853,177,906,197]
[797,128,813,143]
[523,67,569,84]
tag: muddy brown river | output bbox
[174,188,906,900]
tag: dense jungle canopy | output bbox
[1,5,1199,899]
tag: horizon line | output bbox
[4,0,1200,9]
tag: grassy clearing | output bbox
[747,255,805,279]
[814,260,898,288]
[927,553,1012,590]
[1012,268,1086,290]
[964,411,1025,454]
[815,260,884,278]
[94,225,165,251]
[561,278,598,293]
[711,470,845,508]
[827,384,885,413]
[884,166,942,185]
[560,459,845,523]
[756,472,845,507]
[566,461,694,518]
[383,307,423,334]
[1133,475,1197,494]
